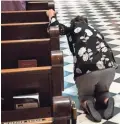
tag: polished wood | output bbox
[1,39,51,69]
[2,24,59,48]
[2,22,48,25]
[26,1,54,10]
[53,96,71,118]
[1,22,49,40]
[51,51,64,95]
[2,96,74,124]
[53,96,72,124]
[2,10,49,24]
[1,1,69,122]
[2,118,53,124]
[49,26,60,50]
[2,66,52,110]
[1,38,60,69]
[1,66,51,73]
[2,107,51,122]
[1,38,49,43]
[2,51,63,109]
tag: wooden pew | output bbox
[1,48,76,123]
[2,66,53,109]
[1,23,60,50]
[2,23,59,49]
[1,39,51,69]
[1,39,62,69]
[1,1,73,122]
[1,22,49,40]
[1,50,63,109]
[1,33,63,86]
[2,96,76,124]
[26,1,54,10]
[1,10,49,24]
[1,46,76,124]
[1,38,63,92]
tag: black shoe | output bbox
[81,100,102,122]
[103,97,114,120]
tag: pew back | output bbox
[1,22,49,40]
[1,10,49,24]
[1,39,51,69]
[2,67,52,107]
[26,1,54,10]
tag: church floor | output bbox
[54,0,120,123]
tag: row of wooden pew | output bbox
[1,1,77,124]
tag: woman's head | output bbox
[70,16,88,28]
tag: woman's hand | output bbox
[46,9,56,20]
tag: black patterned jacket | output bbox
[49,16,116,79]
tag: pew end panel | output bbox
[51,51,64,95]
[53,96,72,124]
[49,26,60,50]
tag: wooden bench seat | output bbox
[2,10,49,24]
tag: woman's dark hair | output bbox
[70,16,88,28]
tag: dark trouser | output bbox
[75,68,115,103]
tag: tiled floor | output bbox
[54,0,120,123]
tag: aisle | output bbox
[54,0,120,123]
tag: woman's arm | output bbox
[46,9,75,56]
[46,9,71,35]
